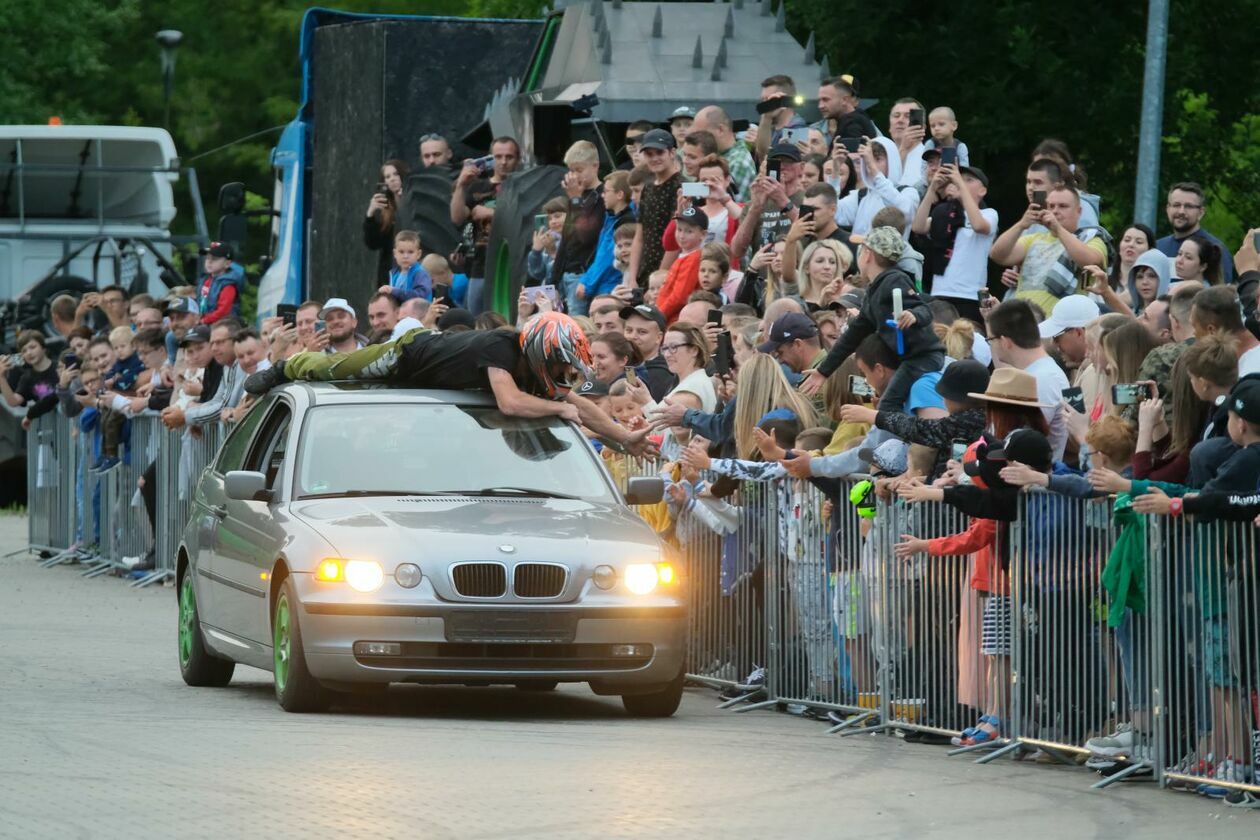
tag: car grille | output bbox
[513,564,567,598]
[451,563,507,597]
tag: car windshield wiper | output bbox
[461,486,580,500]
[297,490,452,500]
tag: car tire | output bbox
[178,573,235,687]
[515,680,559,692]
[621,667,685,718]
[272,578,332,713]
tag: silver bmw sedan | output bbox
[175,383,684,715]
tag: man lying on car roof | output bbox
[245,312,656,457]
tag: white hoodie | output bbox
[833,136,921,235]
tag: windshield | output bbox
[294,403,615,503]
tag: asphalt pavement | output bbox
[0,514,1254,838]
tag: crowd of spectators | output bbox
[7,65,1260,806]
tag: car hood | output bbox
[288,495,663,567]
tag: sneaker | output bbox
[244,359,288,396]
[826,710,856,726]
[1085,755,1118,771]
[1224,790,1260,809]
[1084,723,1134,757]
[784,702,808,715]
[92,456,120,473]
[121,554,154,571]
[734,665,766,692]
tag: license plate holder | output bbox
[445,611,576,644]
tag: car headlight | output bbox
[624,562,678,595]
[344,560,384,593]
[624,563,658,595]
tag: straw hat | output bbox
[967,367,1050,408]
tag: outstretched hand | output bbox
[798,368,826,396]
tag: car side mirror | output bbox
[225,470,273,502]
[624,476,664,506]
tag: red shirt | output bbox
[927,517,1008,595]
[656,249,703,323]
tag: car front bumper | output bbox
[293,576,687,690]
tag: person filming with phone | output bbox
[450,136,521,313]
[988,183,1107,319]
[912,162,996,325]
[363,159,410,284]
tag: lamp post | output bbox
[156,29,183,131]
[1133,0,1169,228]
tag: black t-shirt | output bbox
[398,330,526,393]
[636,171,683,286]
[15,364,57,404]
[462,177,500,279]
[754,189,805,253]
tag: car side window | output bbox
[213,395,273,474]
[244,403,293,491]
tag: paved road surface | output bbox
[0,515,1253,838]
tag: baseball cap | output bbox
[849,226,905,262]
[179,324,211,346]
[958,165,989,188]
[921,147,943,160]
[675,204,706,228]
[859,439,909,477]
[319,298,356,319]
[757,312,819,353]
[619,304,666,332]
[666,106,696,123]
[576,379,611,398]
[165,296,198,315]
[1038,295,1101,338]
[1228,373,1260,424]
[1003,428,1053,471]
[198,241,232,259]
[935,359,991,403]
[767,142,802,161]
[639,128,676,152]
[437,308,476,330]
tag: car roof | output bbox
[284,381,498,408]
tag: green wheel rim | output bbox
[178,576,196,668]
[274,594,291,694]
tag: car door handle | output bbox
[210,504,228,519]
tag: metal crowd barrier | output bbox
[24,406,225,588]
[20,419,1260,799]
[1152,513,1259,796]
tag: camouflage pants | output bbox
[282,328,430,382]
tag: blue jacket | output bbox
[578,207,634,298]
[198,262,246,322]
[389,263,432,300]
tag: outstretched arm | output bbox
[488,368,578,420]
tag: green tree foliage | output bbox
[1162,91,1260,246]
[787,0,1260,241]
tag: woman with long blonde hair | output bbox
[731,353,817,458]
[795,239,853,309]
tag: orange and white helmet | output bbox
[519,311,592,399]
